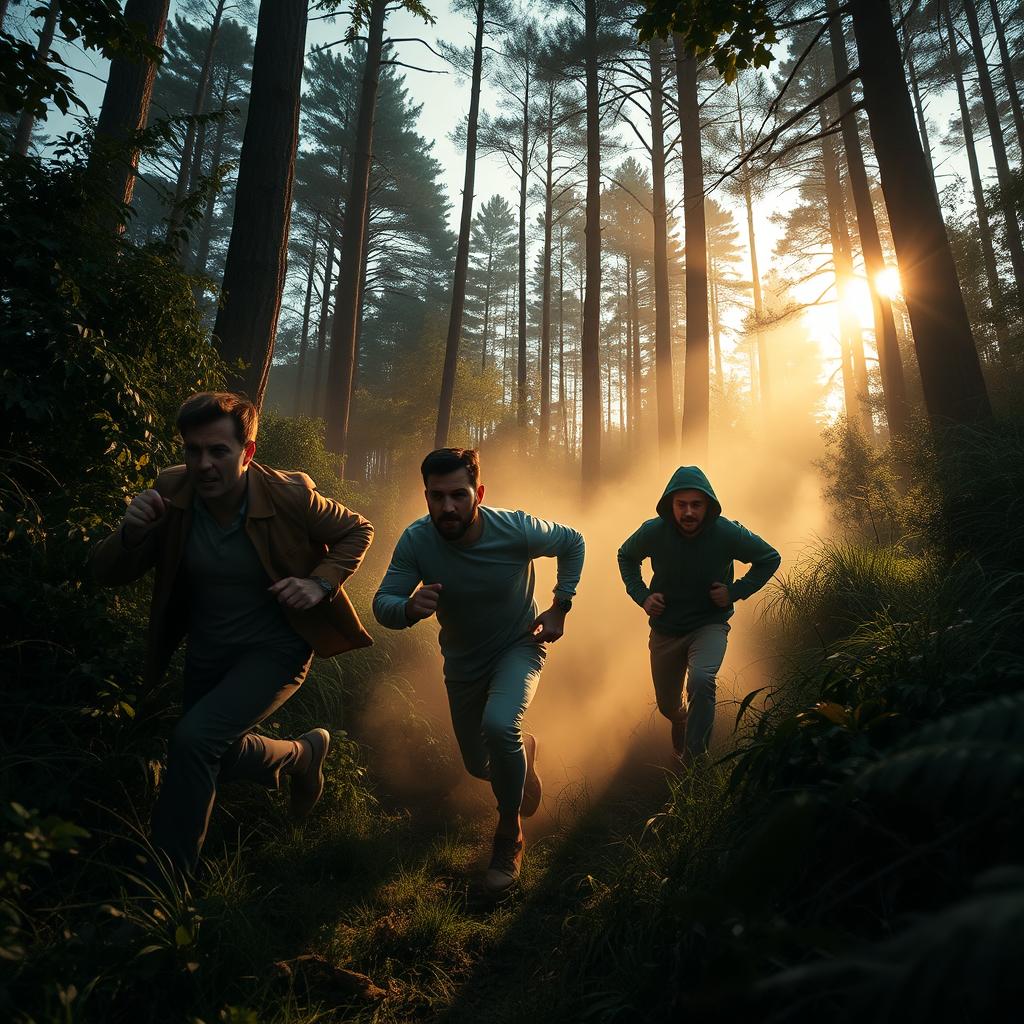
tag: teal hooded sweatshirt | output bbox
[616,467,781,636]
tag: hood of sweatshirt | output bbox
[655,466,722,528]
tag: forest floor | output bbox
[175,651,687,1024]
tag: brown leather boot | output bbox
[289,728,331,819]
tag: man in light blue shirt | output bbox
[373,448,585,894]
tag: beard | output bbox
[431,499,479,541]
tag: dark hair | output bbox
[420,448,480,487]
[176,391,258,446]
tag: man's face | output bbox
[672,489,709,535]
[425,468,484,541]
[182,416,254,502]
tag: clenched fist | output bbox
[268,577,327,611]
[122,489,169,548]
[709,582,730,608]
[643,592,666,617]
[406,583,442,622]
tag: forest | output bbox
[1,0,1023,1020]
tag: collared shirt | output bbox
[184,492,305,666]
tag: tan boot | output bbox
[290,728,330,819]
[484,832,524,895]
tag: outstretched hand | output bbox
[531,605,566,643]
[406,583,442,622]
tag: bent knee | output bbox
[480,714,521,752]
[687,670,717,701]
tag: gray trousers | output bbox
[151,643,313,875]
[648,624,730,756]
[444,640,546,815]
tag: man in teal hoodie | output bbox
[617,467,780,762]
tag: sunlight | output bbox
[839,277,873,322]
[874,266,902,299]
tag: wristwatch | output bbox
[554,594,573,613]
[311,576,336,600]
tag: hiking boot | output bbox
[670,713,688,758]
[521,732,542,818]
[484,833,524,894]
[290,728,330,819]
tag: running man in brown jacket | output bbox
[92,392,374,876]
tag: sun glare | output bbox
[875,266,901,299]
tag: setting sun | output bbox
[875,266,902,298]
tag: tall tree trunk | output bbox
[213,0,307,409]
[629,256,642,426]
[581,0,602,485]
[313,197,339,417]
[849,0,991,426]
[961,0,1024,299]
[435,0,486,447]
[827,0,910,437]
[294,212,321,415]
[481,247,493,370]
[192,69,232,276]
[558,224,567,447]
[516,63,531,432]
[13,0,60,156]
[735,80,768,408]
[674,38,710,457]
[649,36,676,460]
[943,0,1010,357]
[539,83,555,450]
[325,0,387,459]
[902,17,940,203]
[708,239,723,386]
[88,0,170,233]
[987,0,1024,154]
[820,83,873,435]
[167,0,225,248]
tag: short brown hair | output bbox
[420,447,480,487]
[176,391,258,446]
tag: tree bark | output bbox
[735,80,768,408]
[902,18,940,204]
[538,81,555,449]
[674,38,710,458]
[649,36,676,461]
[943,0,1010,357]
[13,0,61,156]
[581,0,602,485]
[89,0,170,233]
[168,0,225,249]
[294,212,321,416]
[435,0,485,447]
[516,57,531,432]
[827,0,910,437]
[961,0,1024,299]
[213,0,307,409]
[987,0,1024,155]
[192,69,232,276]
[850,0,990,426]
[819,82,873,435]
[325,0,387,459]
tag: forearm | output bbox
[90,524,157,586]
[730,548,782,601]
[312,520,374,588]
[616,546,651,606]
[372,590,416,630]
[553,532,585,598]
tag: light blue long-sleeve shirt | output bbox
[372,506,585,680]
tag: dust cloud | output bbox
[353,324,834,833]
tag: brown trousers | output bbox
[648,623,730,756]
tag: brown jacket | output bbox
[91,461,374,685]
